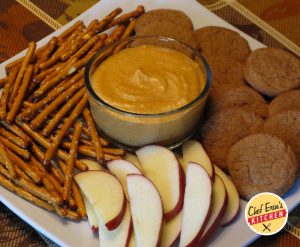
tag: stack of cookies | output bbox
[134,9,299,200]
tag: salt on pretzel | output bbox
[0,142,16,178]
[0,127,28,148]
[0,136,31,160]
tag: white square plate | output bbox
[0,0,299,246]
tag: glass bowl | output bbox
[85,36,211,151]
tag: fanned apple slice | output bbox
[107,159,142,199]
[82,194,99,232]
[161,210,183,247]
[199,174,227,245]
[179,162,212,247]
[214,164,240,226]
[124,153,144,172]
[99,202,132,247]
[128,233,136,247]
[136,145,185,222]
[182,140,215,180]
[127,174,163,247]
[80,159,104,171]
[74,171,126,230]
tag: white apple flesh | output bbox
[80,159,104,171]
[82,194,99,232]
[98,202,132,247]
[182,140,215,180]
[107,159,142,200]
[136,145,185,222]
[214,165,240,226]
[179,162,212,247]
[127,174,163,247]
[74,171,126,230]
[199,174,228,245]
[124,153,144,172]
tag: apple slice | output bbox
[179,162,212,247]
[82,194,99,232]
[127,174,163,247]
[74,171,126,230]
[199,174,227,245]
[161,210,183,247]
[80,159,104,171]
[136,145,185,222]
[124,153,143,172]
[99,202,132,247]
[107,159,142,199]
[182,140,215,180]
[214,164,240,226]
[128,233,136,247]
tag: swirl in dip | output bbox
[91,45,204,114]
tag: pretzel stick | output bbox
[0,173,55,212]
[15,119,87,171]
[8,42,36,108]
[113,19,137,54]
[104,154,123,161]
[0,143,16,178]
[81,127,110,146]
[105,5,144,29]
[7,65,33,124]
[0,127,28,148]
[31,142,45,163]
[105,25,126,45]
[55,206,81,220]
[58,20,84,40]
[0,136,30,160]
[63,122,81,204]
[43,94,88,165]
[50,165,64,185]
[83,108,103,163]
[72,182,86,218]
[0,77,7,88]
[42,88,85,136]
[14,165,31,181]
[30,79,85,130]
[34,37,58,74]
[7,149,41,184]
[94,8,123,33]
[0,121,31,145]
[0,66,19,120]
[71,35,100,60]
[18,70,84,120]
[0,164,61,205]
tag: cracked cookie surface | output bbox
[227,133,298,200]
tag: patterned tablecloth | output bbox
[0,0,299,246]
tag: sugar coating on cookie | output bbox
[200,108,264,170]
[263,110,300,163]
[227,133,298,200]
[194,26,250,62]
[207,85,268,117]
[269,90,300,116]
[243,48,300,97]
[135,9,193,33]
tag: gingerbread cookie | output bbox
[207,86,268,118]
[135,9,193,33]
[194,26,250,62]
[243,48,300,97]
[269,90,300,116]
[263,110,300,163]
[134,21,199,51]
[227,133,298,200]
[200,108,264,170]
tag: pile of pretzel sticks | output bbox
[0,6,144,220]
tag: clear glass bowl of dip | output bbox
[85,36,211,151]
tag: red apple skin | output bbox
[221,204,240,227]
[125,218,133,247]
[164,159,185,222]
[198,192,228,245]
[105,195,127,231]
[91,225,99,233]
